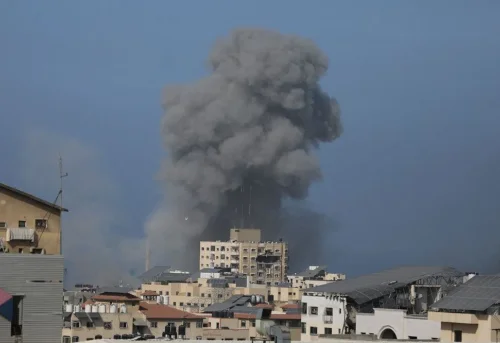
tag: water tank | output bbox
[156,296,161,304]
[163,295,169,305]
[98,304,106,313]
[110,304,117,313]
[120,305,127,313]
[251,295,257,304]
[65,304,73,312]
[85,304,91,313]
[74,305,81,313]
[91,305,98,313]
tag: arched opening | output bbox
[380,328,397,339]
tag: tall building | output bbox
[0,182,66,343]
[0,182,67,255]
[199,228,288,285]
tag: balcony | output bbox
[323,315,333,324]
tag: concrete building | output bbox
[429,274,500,342]
[199,229,288,285]
[138,266,301,312]
[0,182,67,255]
[0,254,64,343]
[288,266,345,290]
[301,265,464,341]
[356,308,440,340]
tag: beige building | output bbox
[62,289,205,341]
[200,228,288,285]
[288,266,345,290]
[0,182,67,255]
[429,274,500,342]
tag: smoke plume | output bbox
[147,28,342,270]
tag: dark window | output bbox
[104,322,112,330]
[18,221,26,228]
[63,336,71,343]
[324,328,332,335]
[301,322,306,334]
[11,296,23,336]
[310,326,318,335]
[325,307,333,315]
[72,337,79,342]
[86,322,94,328]
[0,222,6,228]
[310,306,318,315]
[187,292,191,296]
[454,330,462,342]
[196,321,203,328]
[301,302,307,314]
[119,322,128,329]
[151,322,158,328]
[339,308,342,314]
[35,219,47,228]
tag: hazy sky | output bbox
[1,1,499,283]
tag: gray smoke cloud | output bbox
[147,28,342,270]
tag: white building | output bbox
[301,265,465,341]
[356,308,440,340]
[288,266,345,290]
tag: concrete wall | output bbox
[300,294,345,341]
[0,254,64,343]
[0,188,62,255]
[356,308,440,340]
[429,311,500,342]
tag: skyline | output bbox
[1,1,500,284]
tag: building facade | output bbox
[0,254,64,343]
[0,183,67,255]
[199,229,288,285]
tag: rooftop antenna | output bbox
[58,155,68,254]
[145,238,151,272]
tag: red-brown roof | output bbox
[142,290,159,296]
[140,302,202,320]
[233,312,300,320]
[254,303,273,309]
[281,303,300,309]
[92,294,141,302]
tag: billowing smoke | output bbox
[147,28,342,270]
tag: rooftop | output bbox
[0,182,68,212]
[430,275,500,312]
[295,265,328,278]
[91,293,140,302]
[140,302,202,320]
[306,265,463,305]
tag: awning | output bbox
[74,312,102,321]
[6,228,35,242]
[133,318,148,326]
[0,288,13,322]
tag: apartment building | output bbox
[62,288,205,341]
[288,266,345,290]
[0,254,64,343]
[0,182,67,255]
[200,228,288,285]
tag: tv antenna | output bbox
[58,155,68,254]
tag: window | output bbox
[454,330,462,342]
[196,321,203,328]
[409,337,417,340]
[240,320,246,328]
[151,322,158,328]
[211,246,215,251]
[186,322,191,328]
[250,320,256,327]
[301,302,307,314]
[310,306,318,315]
[0,222,6,228]
[18,221,26,228]
[339,308,342,314]
[179,302,184,306]
[72,337,79,342]
[310,326,318,335]
[104,322,112,330]
[86,322,94,328]
[325,307,333,316]
[35,219,47,228]
[11,296,23,336]
[187,292,191,296]
[63,336,71,343]
[324,328,332,335]
[301,322,306,334]
[201,293,205,297]
[119,322,128,329]
[221,246,225,251]
[18,248,23,254]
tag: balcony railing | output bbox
[323,315,333,324]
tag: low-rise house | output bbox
[301,265,464,341]
[429,274,500,342]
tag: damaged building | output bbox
[300,265,466,340]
